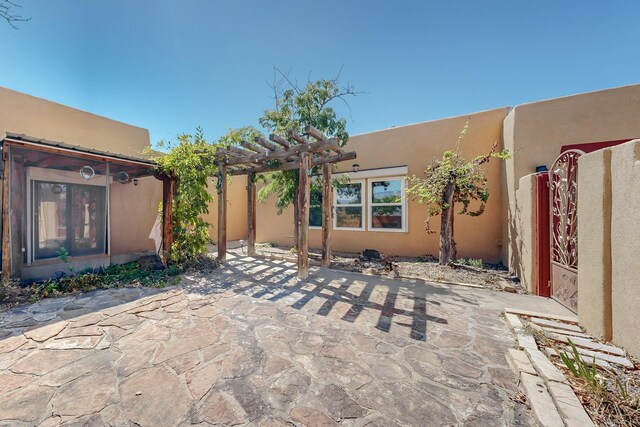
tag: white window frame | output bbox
[368,177,407,233]
[333,179,365,231]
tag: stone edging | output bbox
[505,310,595,427]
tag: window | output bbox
[334,181,364,230]
[34,181,106,260]
[309,185,322,228]
[369,178,406,231]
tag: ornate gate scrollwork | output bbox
[548,149,584,312]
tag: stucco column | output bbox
[577,148,612,340]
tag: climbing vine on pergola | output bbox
[213,125,357,279]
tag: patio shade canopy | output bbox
[213,125,357,280]
[3,133,157,169]
[0,134,175,279]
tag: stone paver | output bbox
[0,254,573,426]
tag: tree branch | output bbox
[1,0,29,29]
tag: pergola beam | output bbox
[227,145,254,157]
[288,130,312,146]
[212,127,356,282]
[223,138,337,166]
[269,134,290,149]
[254,136,278,152]
[305,125,345,154]
[239,140,264,153]
[227,151,356,176]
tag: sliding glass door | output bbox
[34,181,106,260]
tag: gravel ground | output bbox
[254,245,526,294]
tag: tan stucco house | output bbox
[1,83,638,357]
[219,83,639,356]
[0,86,162,282]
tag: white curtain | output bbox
[38,201,59,244]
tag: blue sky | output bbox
[1,1,639,146]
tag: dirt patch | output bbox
[0,278,33,309]
[0,255,218,311]
[524,318,640,426]
[254,244,524,293]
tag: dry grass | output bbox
[566,369,640,426]
[526,320,640,427]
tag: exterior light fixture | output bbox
[116,171,130,184]
[132,178,139,186]
[79,166,95,180]
[352,163,360,173]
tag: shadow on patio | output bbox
[180,251,484,342]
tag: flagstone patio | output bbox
[0,254,573,426]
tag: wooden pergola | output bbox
[214,125,357,279]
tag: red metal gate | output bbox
[548,149,584,312]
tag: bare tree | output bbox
[1,0,29,29]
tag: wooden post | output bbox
[1,146,10,279]
[321,163,332,267]
[217,163,227,262]
[161,174,175,265]
[293,179,299,254]
[297,152,311,280]
[105,162,111,256]
[247,172,256,256]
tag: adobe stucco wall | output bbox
[577,149,612,340]
[0,86,150,156]
[610,140,640,357]
[503,84,640,279]
[254,107,510,262]
[206,176,249,243]
[0,86,160,270]
[577,140,640,357]
[513,174,537,293]
[110,176,162,255]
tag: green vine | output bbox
[152,128,218,263]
